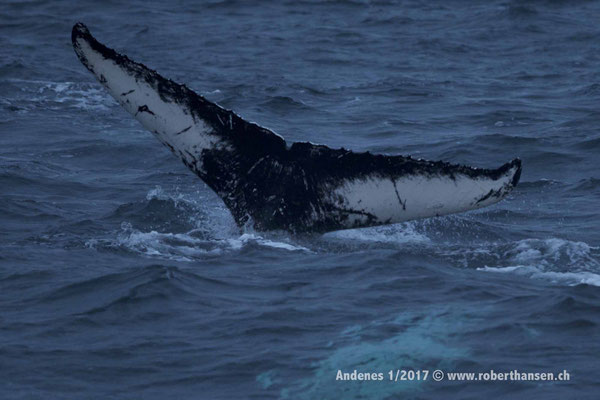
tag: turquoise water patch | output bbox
[279,307,471,400]
[256,370,277,389]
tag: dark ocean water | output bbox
[2,0,600,398]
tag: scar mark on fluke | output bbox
[136,105,155,116]
[121,89,135,96]
[332,206,377,221]
[174,126,192,135]
[475,188,503,205]
[392,179,407,210]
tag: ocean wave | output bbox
[30,264,235,319]
[259,95,316,114]
[107,186,213,235]
[3,79,113,113]
[87,224,310,262]
[274,307,469,399]
[572,137,600,151]
[360,14,414,26]
[517,178,561,189]
[323,222,430,245]
[0,157,94,198]
[478,266,600,287]
[445,237,598,268]
[36,81,112,111]
[471,238,600,286]
[506,4,538,18]
[571,177,600,191]
[573,82,600,97]
[505,238,599,270]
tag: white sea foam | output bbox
[505,238,598,270]
[87,226,311,262]
[8,79,114,111]
[83,185,311,261]
[323,222,430,245]
[237,233,311,252]
[86,230,311,262]
[476,238,600,286]
[478,266,600,287]
[145,185,195,205]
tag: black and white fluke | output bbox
[72,23,522,233]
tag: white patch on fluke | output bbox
[74,37,224,172]
[332,165,518,227]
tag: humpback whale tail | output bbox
[71,23,521,233]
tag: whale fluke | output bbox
[71,23,521,233]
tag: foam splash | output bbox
[238,233,311,252]
[478,266,600,287]
[83,185,312,261]
[6,79,113,112]
[86,224,310,262]
[145,184,204,212]
[117,227,222,261]
[475,238,600,287]
[323,222,430,245]
[38,81,111,111]
[507,238,597,269]
[142,185,238,236]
